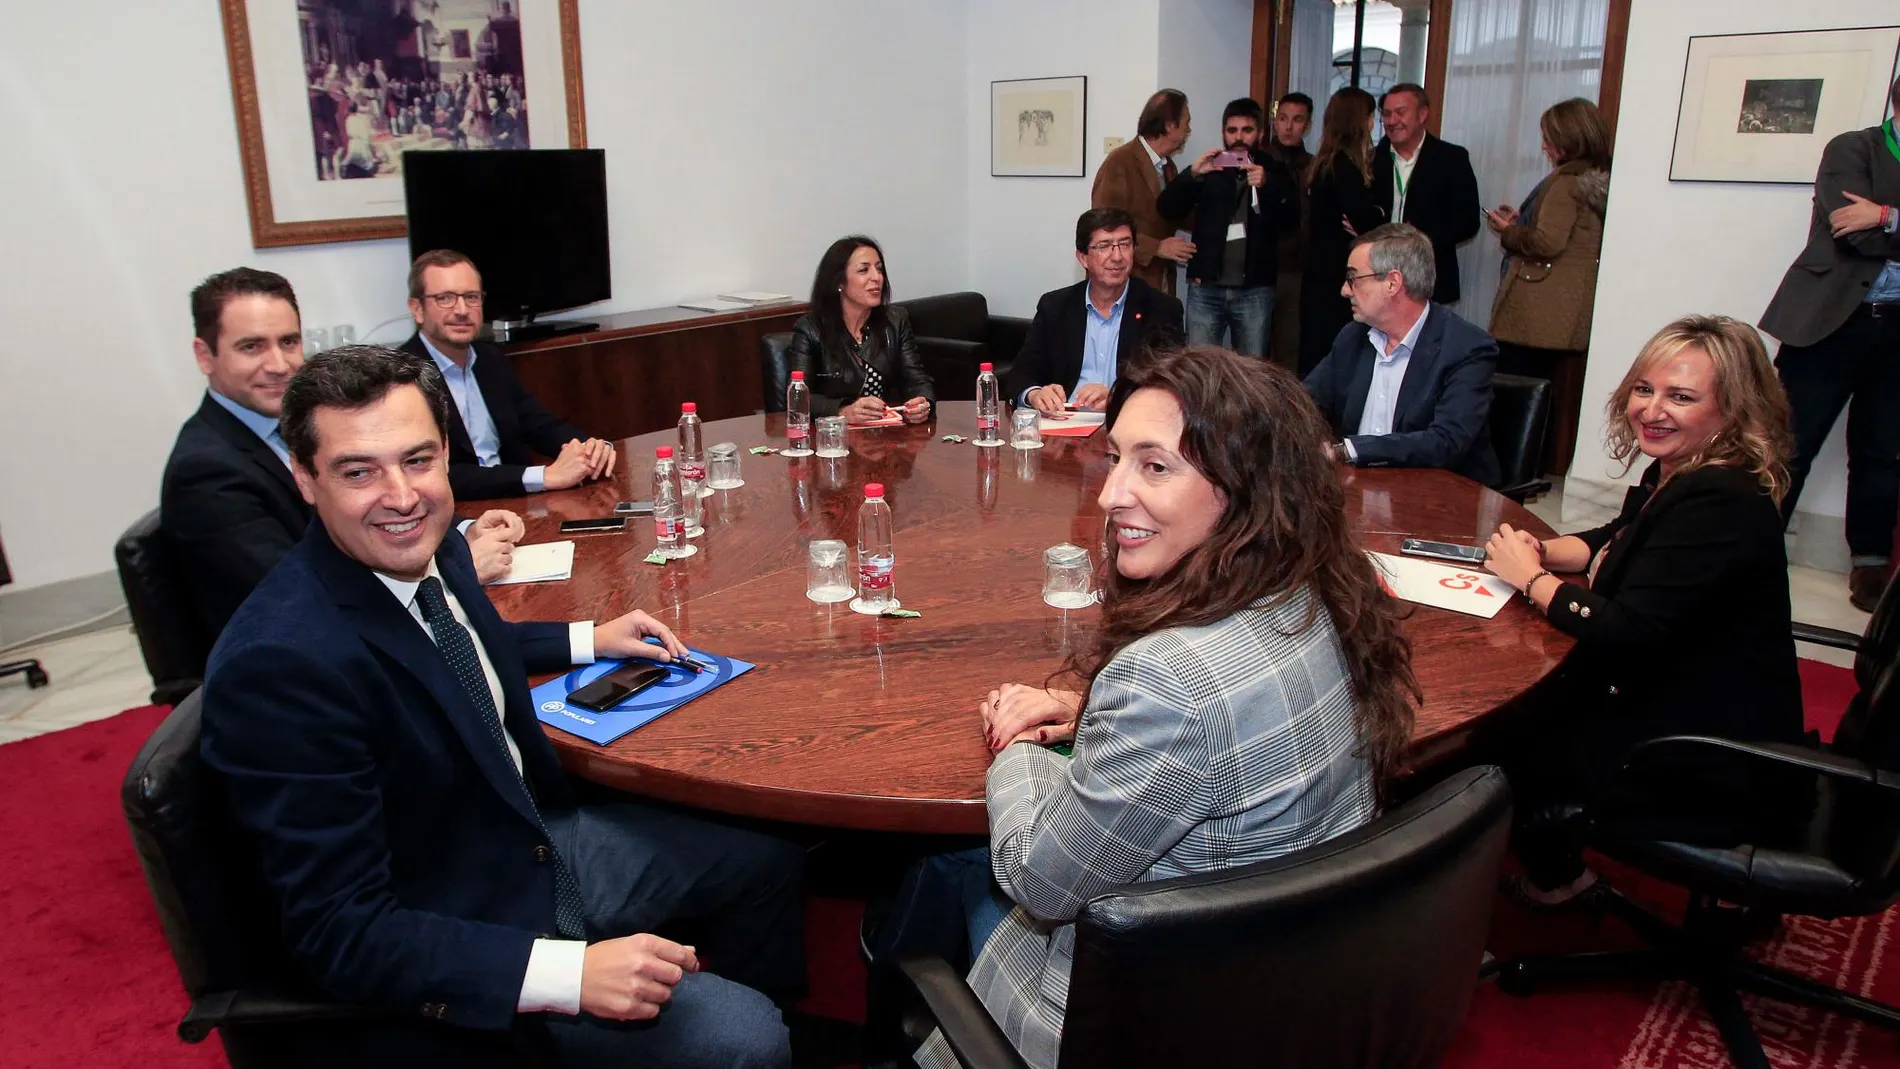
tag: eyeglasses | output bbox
[1343,270,1393,288]
[422,291,485,309]
[1086,238,1135,254]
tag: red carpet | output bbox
[0,659,1883,1068]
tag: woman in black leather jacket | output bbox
[786,235,936,422]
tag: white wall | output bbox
[0,0,966,591]
[1158,0,1258,165]
[1569,0,1889,538]
[965,0,1163,317]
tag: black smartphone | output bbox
[613,500,655,515]
[558,517,628,533]
[1400,537,1488,565]
[565,663,667,712]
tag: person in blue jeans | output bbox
[1158,97,1300,357]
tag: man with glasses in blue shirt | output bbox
[1002,208,1185,415]
[398,249,617,500]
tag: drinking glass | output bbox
[806,540,855,604]
[707,442,743,490]
[1042,543,1095,609]
[815,416,848,458]
[1010,406,1043,450]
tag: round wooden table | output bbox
[485,402,1573,834]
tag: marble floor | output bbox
[0,490,1875,744]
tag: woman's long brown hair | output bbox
[1307,87,1376,191]
[1069,347,1419,803]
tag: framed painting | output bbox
[1669,26,1899,184]
[992,76,1088,177]
[218,0,588,247]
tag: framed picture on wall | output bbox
[992,76,1088,178]
[218,0,588,248]
[1669,25,1900,184]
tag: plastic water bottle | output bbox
[975,362,1002,446]
[855,483,897,613]
[652,446,689,558]
[785,371,814,456]
[676,403,706,537]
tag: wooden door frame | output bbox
[1252,0,1633,139]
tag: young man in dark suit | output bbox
[161,268,523,646]
[1303,223,1500,487]
[1760,75,1900,611]
[200,346,804,1067]
[1001,208,1186,414]
[1371,84,1480,306]
[399,249,618,501]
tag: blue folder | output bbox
[530,647,755,745]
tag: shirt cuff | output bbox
[1017,387,1035,407]
[517,938,586,1015]
[1885,206,1900,234]
[569,622,595,665]
[457,519,474,536]
[1342,438,1359,462]
[523,466,547,493]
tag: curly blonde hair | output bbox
[1603,315,1792,503]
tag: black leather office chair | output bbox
[123,691,395,1067]
[1497,572,1900,1069]
[903,764,1513,1069]
[894,292,1031,401]
[1490,373,1553,502]
[114,509,210,705]
[759,332,795,414]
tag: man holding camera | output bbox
[1158,98,1300,357]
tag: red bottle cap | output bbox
[681,402,697,414]
[790,371,805,381]
[979,362,993,372]
[655,446,674,458]
[864,483,885,498]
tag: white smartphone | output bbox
[1400,538,1487,565]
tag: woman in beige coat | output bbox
[1487,97,1612,475]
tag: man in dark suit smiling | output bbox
[199,345,803,1067]
[1001,208,1186,413]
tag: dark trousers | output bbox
[1776,305,1900,561]
[539,801,807,1068]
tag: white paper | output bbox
[491,541,575,586]
[680,298,753,313]
[716,291,792,304]
[1367,552,1514,619]
[1040,409,1106,433]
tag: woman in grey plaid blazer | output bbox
[914,347,1422,1069]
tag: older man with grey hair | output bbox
[1303,222,1501,486]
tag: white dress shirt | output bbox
[1140,135,1170,183]
[1392,146,1420,223]
[1347,305,1431,459]
[418,333,548,493]
[372,562,596,1015]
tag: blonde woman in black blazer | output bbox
[1482,315,1805,905]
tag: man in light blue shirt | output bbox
[1303,223,1500,487]
[400,250,616,500]
[1000,208,1186,413]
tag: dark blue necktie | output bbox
[415,576,586,940]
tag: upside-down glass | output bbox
[1042,543,1094,609]
[815,416,848,458]
[707,442,743,490]
[1010,406,1043,449]
[806,539,855,604]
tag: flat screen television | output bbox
[402,149,609,332]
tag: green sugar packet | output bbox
[882,608,922,618]
[748,445,778,455]
[643,550,669,565]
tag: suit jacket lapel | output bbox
[1341,329,1376,433]
[1137,142,1162,197]
[403,334,480,460]
[197,394,302,507]
[306,526,542,831]
[1062,282,1089,387]
[1391,307,1446,429]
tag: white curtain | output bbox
[1439,0,1610,325]
[1285,0,1337,153]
